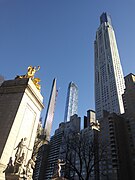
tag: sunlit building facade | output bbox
[94,12,125,119]
[43,78,57,141]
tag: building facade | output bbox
[43,78,57,141]
[122,73,135,116]
[44,125,64,179]
[64,82,78,122]
[33,143,50,180]
[99,112,132,180]
[80,110,100,180]
[94,12,125,119]
[43,114,81,179]
[122,73,135,178]
[84,110,97,128]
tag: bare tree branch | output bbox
[61,131,107,180]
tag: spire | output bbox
[100,12,112,26]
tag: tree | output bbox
[61,130,107,180]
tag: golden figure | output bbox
[32,78,41,91]
[26,66,40,79]
[15,66,41,91]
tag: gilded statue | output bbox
[26,66,40,79]
[16,66,40,79]
[15,66,41,91]
[32,78,41,91]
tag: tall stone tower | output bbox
[94,12,125,119]
[0,67,44,179]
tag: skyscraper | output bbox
[94,12,125,119]
[99,112,132,180]
[64,82,78,122]
[122,73,135,176]
[43,78,57,141]
[123,73,135,116]
[42,114,81,179]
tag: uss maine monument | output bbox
[0,66,44,179]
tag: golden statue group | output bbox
[15,65,41,91]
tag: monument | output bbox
[0,66,44,180]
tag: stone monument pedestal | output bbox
[5,173,32,180]
[6,174,23,180]
[0,78,44,180]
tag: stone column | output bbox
[0,78,44,180]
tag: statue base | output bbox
[5,173,32,180]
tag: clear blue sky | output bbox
[0,0,135,135]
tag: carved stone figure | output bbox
[25,158,35,177]
[14,152,25,174]
[3,157,14,174]
[14,138,31,164]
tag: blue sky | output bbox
[0,0,135,135]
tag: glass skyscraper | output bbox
[94,12,125,119]
[43,78,57,141]
[64,82,78,122]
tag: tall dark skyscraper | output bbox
[94,12,125,119]
[43,78,57,141]
[123,73,135,116]
[64,82,78,122]
[122,73,135,176]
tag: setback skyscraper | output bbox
[64,82,78,122]
[94,12,125,119]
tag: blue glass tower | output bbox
[64,82,78,122]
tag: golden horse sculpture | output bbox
[15,66,41,91]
